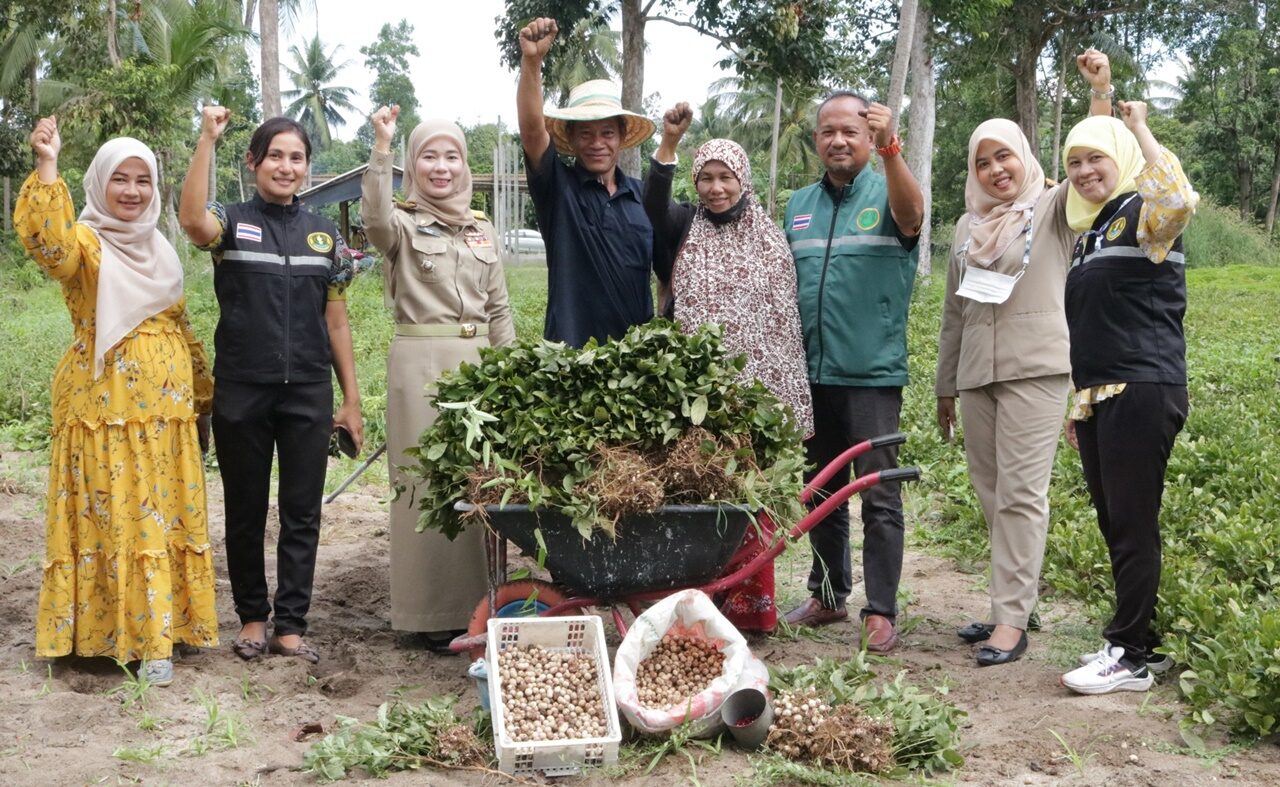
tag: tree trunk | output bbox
[1238,156,1253,221]
[1050,33,1069,180]
[260,0,281,118]
[1012,45,1040,157]
[3,177,10,233]
[106,0,121,67]
[885,0,918,127]
[619,0,645,178]
[29,59,38,115]
[906,14,935,277]
[244,0,258,27]
[157,150,181,244]
[768,76,782,218]
[1266,137,1280,238]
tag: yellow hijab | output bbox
[1063,116,1144,232]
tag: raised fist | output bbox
[1076,48,1112,93]
[371,104,400,145]
[519,17,558,61]
[1117,100,1148,131]
[30,116,61,162]
[200,105,232,140]
[662,103,693,141]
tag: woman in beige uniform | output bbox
[935,50,1114,666]
[362,106,515,649]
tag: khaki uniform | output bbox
[362,149,516,632]
[935,183,1075,628]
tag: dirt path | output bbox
[0,450,1276,785]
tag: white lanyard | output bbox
[955,208,1035,305]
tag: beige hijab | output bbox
[963,119,1046,267]
[80,137,183,378]
[401,119,475,228]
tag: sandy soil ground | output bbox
[0,448,1277,786]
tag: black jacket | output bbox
[1065,192,1187,388]
[210,195,342,383]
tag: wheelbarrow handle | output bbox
[694,465,921,598]
[801,432,908,504]
[878,466,921,484]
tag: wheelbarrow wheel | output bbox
[465,579,567,660]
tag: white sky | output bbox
[282,0,732,138]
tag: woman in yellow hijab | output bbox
[1057,101,1197,696]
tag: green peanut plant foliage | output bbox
[406,320,808,540]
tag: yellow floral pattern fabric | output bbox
[1135,147,1199,265]
[1071,148,1196,420]
[15,172,218,661]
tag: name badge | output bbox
[955,265,1024,304]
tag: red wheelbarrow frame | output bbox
[449,432,920,654]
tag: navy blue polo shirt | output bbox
[526,145,654,347]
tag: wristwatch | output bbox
[876,135,902,158]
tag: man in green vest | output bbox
[782,92,923,654]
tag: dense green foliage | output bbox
[406,320,807,539]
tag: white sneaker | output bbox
[142,659,174,688]
[1062,646,1152,695]
[1077,643,1173,673]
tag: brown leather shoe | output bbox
[782,598,848,628]
[862,614,899,653]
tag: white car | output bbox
[503,228,545,255]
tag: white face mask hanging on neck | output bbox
[953,211,1034,305]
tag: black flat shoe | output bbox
[957,621,994,643]
[975,631,1028,666]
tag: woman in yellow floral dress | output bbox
[15,116,219,687]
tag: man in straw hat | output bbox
[516,16,660,348]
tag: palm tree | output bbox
[709,74,822,189]
[542,16,621,105]
[242,0,313,119]
[282,35,356,149]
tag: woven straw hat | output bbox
[544,80,656,155]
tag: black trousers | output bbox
[804,384,905,619]
[1075,383,1188,663]
[213,379,333,637]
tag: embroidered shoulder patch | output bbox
[307,232,334,253]
[1105,217,1127,242]
[791,213,812,231]
[856,207,881,231]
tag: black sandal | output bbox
[232,638,267,661]
[268,637,320,664]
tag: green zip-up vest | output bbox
[785,169,918,386]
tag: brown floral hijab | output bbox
[673,139,813,435]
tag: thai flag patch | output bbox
[791,213,812,231]
[235,223,263,242]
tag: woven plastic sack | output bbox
[613,589,768,736]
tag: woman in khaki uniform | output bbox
[935,50,1114,666]
[362,106,515,648]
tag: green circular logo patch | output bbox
[856,207,881,231]
[1104,217,1126,242]
[307,232,334,253]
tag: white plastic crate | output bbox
[487,615,622,776]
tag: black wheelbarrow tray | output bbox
[453,502,755,599]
